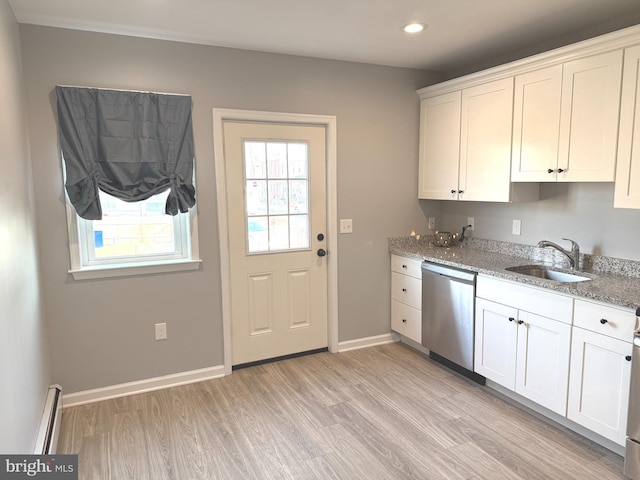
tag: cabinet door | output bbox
[418,92,461,200]
[460,78,514,201]
[567,327,632,446]
[475,298,518,389]
[558,50,623,182]
[515,311,571,415]
[512,65,563,182]
[615,45,640,209]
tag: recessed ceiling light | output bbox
[403,23,427,34]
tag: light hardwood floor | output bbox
[59,342,626,479]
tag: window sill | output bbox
[69,259,202,280]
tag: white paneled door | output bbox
[223,121,328,365]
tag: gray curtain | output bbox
[56,86,196,220]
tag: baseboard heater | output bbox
[34,385,62,454]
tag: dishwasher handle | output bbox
[421,261,476,284]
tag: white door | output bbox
[615,44,640,208]
[515,311,571,416]
[418,91,461,200]
[474,298,518,389]
[460,78,514,201]
[567,327,632,446]
[511,65,563,182]
[558,50,623,182]
[222,121,328,365]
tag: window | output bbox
[244,140,310,253]
[66,189,200,280]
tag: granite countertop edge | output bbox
[389,236,640,311]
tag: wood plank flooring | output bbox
[58,342,626,479]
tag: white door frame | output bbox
[213,108,338,375]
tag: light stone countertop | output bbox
[389,236,640,312]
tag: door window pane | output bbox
[289,180,308,214]
[269,216,289,250]
[267,143,288,178]
[245,142,266,179]
[243,140,310,253]
[247,216,269,252]
[246,180,267,215]
[290,215,309,249]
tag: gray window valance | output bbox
[56,86,196,220]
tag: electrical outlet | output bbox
[428,217,436,230]
[467,217,475,231]
[155,322,167,341]
[340,219,353,234]
[512,219,522,236]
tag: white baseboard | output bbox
[63,365,226,408]
[337,332,399,353]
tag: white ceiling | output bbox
[8,0,640,72]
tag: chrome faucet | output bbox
[537,238,580,269]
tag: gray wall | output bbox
[19,25,441,393]
[0,1,51,453]
[439,183,640,260]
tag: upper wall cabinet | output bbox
[512,51,623,182]
[418,79,538,202]
[614,45,640,209]
[559,51,623,182]
[418,91,461,200]
[419,25,640,198]
[511,65,563,182]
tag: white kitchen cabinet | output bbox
[515,310,571,414]
[558,50,623,182]
[418,92,461,200]
[615,44,640,209]
[390,255,422,343]
[418,79,538,203]
[475,298,518,389]
[511,65,563,182]
[512,51,623,182]
[475,296,571,415]
[567,299,634,446]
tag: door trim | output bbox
[213,108,338,375]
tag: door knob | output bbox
[317,248,327,257]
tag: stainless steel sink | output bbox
[505,265,592,283]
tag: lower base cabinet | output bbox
[567,326,632,446]
[475,297,571,415]
[476,276,635,447]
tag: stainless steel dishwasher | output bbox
[421,261,485,383]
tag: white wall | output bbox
[0,0,52,453]
[19,25,441,394]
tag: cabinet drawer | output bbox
[391,255,423,279]
[477,275,573,323]
[574,299,636,342]
[391,272,422,310]
[391,301,422,344]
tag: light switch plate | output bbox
[428,217,436,230]
[340,219,353,234]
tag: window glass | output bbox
[78,190,190,266]
[244,141,309,253]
